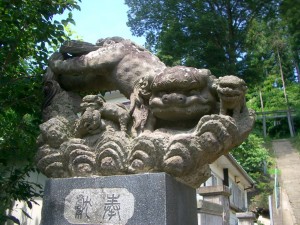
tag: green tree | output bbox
[244,6,300,137]
[280,0,300,81]
[247,75,300,111]
[125,0,280,76]
[231,134,274,210]
[244,3,299,86]
[246,73,300,138]
[232,134,270,178]
[0,0,81,224]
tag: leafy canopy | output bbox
[231,134,274,210]
[125,0,280,77]
[232,134,270,179]
[0,0,81,223]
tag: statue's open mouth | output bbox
[151,105,212,121]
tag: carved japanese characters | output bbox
[37,37,255,188]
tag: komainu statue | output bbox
[37,37,255,188]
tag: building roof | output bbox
[214,154,255,190]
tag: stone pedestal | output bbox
[40,173,197,225]
[198,185,231,225]
[236,212,256,225]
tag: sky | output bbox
[56,0,145,46]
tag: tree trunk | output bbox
[277,48,295,137]
[225,0,236,74]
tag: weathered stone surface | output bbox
[64,188,134,224]
[40,173,198,225]
[36,37,255,188]
[60,40,101,56]
[213,75,247,118]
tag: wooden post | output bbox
[286,109,295,137]
[198,186,231,225]
[277,49,295,137]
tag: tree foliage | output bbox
[232,134,270,179]
[125,0,280,76]
[0,0,81,223]
[245,17,297,86]
[246,74,300,137]
[125,0,299,85]
[231,134,274,210]
[280,0,300,81]
[243,1,300,137]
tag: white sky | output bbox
[55,0,146,45]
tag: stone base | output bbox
[40,173,197,225]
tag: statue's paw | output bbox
[198,120,229,142]
[196,115,233,131]
[196,114,238,151]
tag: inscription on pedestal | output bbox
[64,188,134,224]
